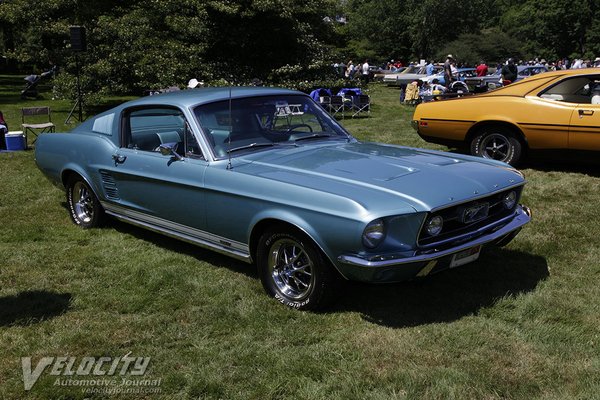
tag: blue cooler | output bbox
[5,132,26,151]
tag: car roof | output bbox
[478,67,600,97]
[122,86,304,109]
[70,86,307,134]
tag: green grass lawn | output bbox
[0,76,599,399]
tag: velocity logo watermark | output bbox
[21,353,160,394]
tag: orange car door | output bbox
[569,104,600,151]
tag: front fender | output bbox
[248,208,365,280]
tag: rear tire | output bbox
[470,127,522,166]
[66,176,105,229]
[256,227,337,310]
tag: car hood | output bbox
[234,142,523,214]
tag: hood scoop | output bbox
[333,164,418,182]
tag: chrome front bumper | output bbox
[337,205,531,282]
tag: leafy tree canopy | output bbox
[2,0,600,95]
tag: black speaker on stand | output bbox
[70,26,87,52]
[65,26,86,124]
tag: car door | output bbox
[104,106,209,232]
[569,104,600,151]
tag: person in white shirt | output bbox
[345,61,355,79]
[362,60,370,84]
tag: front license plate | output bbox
[450,245,481,268]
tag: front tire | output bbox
[256,227,337,310]
[470,127,522,166]
[66,176,105,228]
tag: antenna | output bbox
[226,82,233,170]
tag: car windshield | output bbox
[194,94,351,158]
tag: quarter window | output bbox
[123,107,203,158]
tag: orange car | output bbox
[412,68,600,165]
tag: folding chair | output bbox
[351,95,371,117]
[318,96,331,113]
[403,83,420,106]
[328,96,345,119]
[22,106,55,145]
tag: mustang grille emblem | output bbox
[462,203,489,224]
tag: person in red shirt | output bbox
[476,60,488,77]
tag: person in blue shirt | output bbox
[426,61,435,76]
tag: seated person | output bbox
[592,84,600,104]
[430,78,447,93]
[0,111,8,150]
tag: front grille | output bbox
[418,186,523,248]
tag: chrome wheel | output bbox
[267,238,315,300]
[471,128,522,166]
[67,176,104,228]
[480,133,510,161]
[72,181,95,223]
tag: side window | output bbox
[539,76,600,104]
[123,107,203,158]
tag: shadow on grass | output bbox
[522,158,600,177]
[0,290,72,327]
[331,247,548,328]
[446,148,600,177]
[75,208,547,327]
[107,219,257,279]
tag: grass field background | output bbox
[0,76,599,399]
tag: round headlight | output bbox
[502,191,517,209]
[425,215,444,236]
[363,219,386,249]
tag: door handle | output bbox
[112,154,127,164]
[578,109,594,117]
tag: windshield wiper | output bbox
[293,133,336,142]
[226,142,275,154]
[226,142,297,154]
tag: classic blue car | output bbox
[35,87,531,310]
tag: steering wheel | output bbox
[285,124,313,133]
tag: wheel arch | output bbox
[62,168,90,188]
[61,169,79,188]
[249,218,346,279]
[466,120,528,149]
[61,168,103,201]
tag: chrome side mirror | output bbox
[158,142,183,161]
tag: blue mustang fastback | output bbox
[35,87,531,310]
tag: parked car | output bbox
[383,65,443,86]
[421,68,478,86]
[35,87,531,310]
[373,66,403,81]
[515,65,548,81]
[463,69,503,92]
[412,68,600,166]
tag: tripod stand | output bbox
[65,52,84,124]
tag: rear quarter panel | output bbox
[35,132,117,196]
[414,74,573,149]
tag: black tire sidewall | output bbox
[66,176,103,229]
[257,229,334,310]
[471,129,522,166]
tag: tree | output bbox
[498,0,594,60]
[438,28,524,66]
[0,0,340,93]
